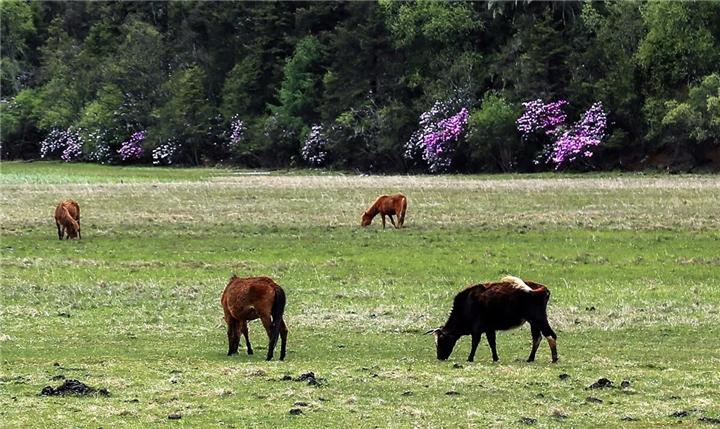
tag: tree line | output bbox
[1,1,719,172]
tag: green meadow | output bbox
[1,162,719,428]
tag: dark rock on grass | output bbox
[586,396,603,404]
[50,375,66,381]
[293,401,309,407]
[401,391,413,396]
[519,417,537,425]
[40,379,109,397]
[452,363,463,369]
[168,412,182,420]
[445,390,459,396]
[698,416,720,424]
[670,411,689,418]
[289,408,303,415]
[620,380,631,389]
[558,373,570,381]
[281,375,293,381]
[297,372,323,386]
[589,378,613,389]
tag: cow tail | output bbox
[271,284,286,329]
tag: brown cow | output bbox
[220,275,288,361]
[361,194,408,229]
[54,200,81,240]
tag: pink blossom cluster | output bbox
[403,102,469,173]
[422,108,469,172]
[40,128,84,162]
[301,124,328,166]
[516,99,568,136]
[548,102,606,168]
[118,130,146,161]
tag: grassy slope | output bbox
[1,162,719,428]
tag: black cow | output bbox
[427,276,558,363]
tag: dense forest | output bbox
[1,1,719,172]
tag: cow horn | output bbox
[424,328,439,335]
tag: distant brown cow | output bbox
[54,200,81,240]
[220,275,288,361]
[361,194,408,229]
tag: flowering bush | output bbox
[152,138,179,165]
[518,100,607,169]
[40,128,84,162]
[301,124,328,166]
[404,102,469,173]
[83,129,113,164]
[229,115,246,148]
[516,99,568,136]
[549,102,606,168]
[118,130,146,161]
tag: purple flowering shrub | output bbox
[518,100,607,169]
[118,131,146,161]
[301,124,328,166]
[40,128,84,162]
[404,102,469,173]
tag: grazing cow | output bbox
[220,275,288,361]
[361,194,407,229]
[427,276,558,363]
[54,200,81,240]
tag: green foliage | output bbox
[2,1,719,170]
[153,66,214,165]
[381,0,481,48]
[464,93,521,172]
[0,0,36,96]
[637,2,719,95]
[272,35,324,130]
[650,74,720,157]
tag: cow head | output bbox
[426,327,458,360]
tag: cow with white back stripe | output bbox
[427,276,558,363]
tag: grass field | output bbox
[1,161,719,428]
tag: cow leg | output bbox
[527,323,542,362]
[279,320,288,361]
[239,320,253,355]
[56,222,63,240]
[226,317,240,356]
[77,216,81,239]
[381,215,386,229]
[468,332,482,362]
[486,330,499,361]
[388,215,397,228]
[260,315,279,361]
[540,321,558,363]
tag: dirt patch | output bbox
[40,379,109,397]
[586,396,603,404]
[670,411,689,418]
